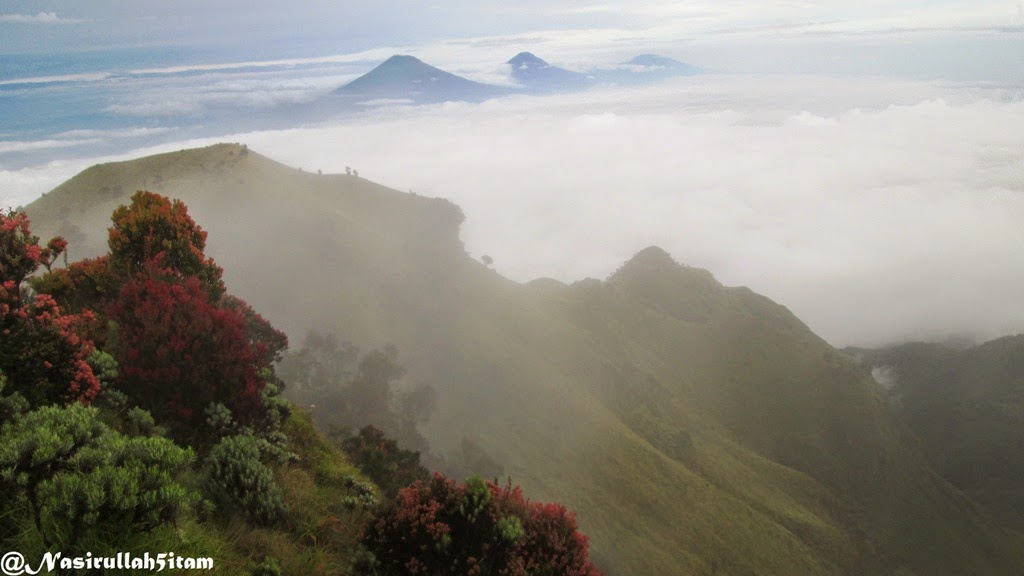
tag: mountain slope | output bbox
[335,54,506,103]
[25,144,1024,575]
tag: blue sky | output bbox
[3,1,1023,60]
[3,1,1023,88]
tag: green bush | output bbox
[341,424,428,497]
[202,434,285,525]
[0,404,195,550]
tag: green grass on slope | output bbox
[192,409,374,575]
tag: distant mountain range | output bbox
[334,51,700,105]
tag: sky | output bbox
[2,2,1024,347]
[3,1,1024,63]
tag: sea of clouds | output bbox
[3,73,1023,347]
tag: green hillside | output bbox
[26,143,1024,575]
[850,336,1024,530]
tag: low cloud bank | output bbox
[7,75,1024,346]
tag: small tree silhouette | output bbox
[482,255,494,267]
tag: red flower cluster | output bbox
[0,209,100,407]
[111,275,264,434]
[358,472,602,576]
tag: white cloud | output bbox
[0,73,112,87]
[0,138,101,155]
[0,160,87,209]
[6,74,1024,347]
[0,11,82,24]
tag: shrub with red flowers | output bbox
[356,473,602,576]
[30,255,117,332]
[22,192,288,444]
[108,190,224,298]
[110,274,265,441]
[0,210,99,409]
[220,294,289,366]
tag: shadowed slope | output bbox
[851,336,1024,530]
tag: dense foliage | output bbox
[357,473,602,576]
[111,275,265,438]
[1,192,604,575]
[107,190,225,298]
[0,210,99,408]
[0,404,194,551]
[27,192,287,445]
[342,425,429,497]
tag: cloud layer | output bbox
[5,74,1024,347]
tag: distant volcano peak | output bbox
[378,54,429,69]
[505,52,589,92]
[507,52,550,69]
[336,54,504,103]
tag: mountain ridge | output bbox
[24,143,1024,575]
[331,51,701,105]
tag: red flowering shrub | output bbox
[357,473,602,576]
[30,256,116,320]
[108,191,224,299]
[220,294,288,366]
[0,210,99,408]
[20,192,285,442]
[110,275,264,440]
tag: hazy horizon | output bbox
[3,2,1024,348]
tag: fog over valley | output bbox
[5,72,1024,346]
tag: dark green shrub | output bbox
[340,475,378,513]
[202,434,285,525]
[341,425,428,497]
[0,404,195,550]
